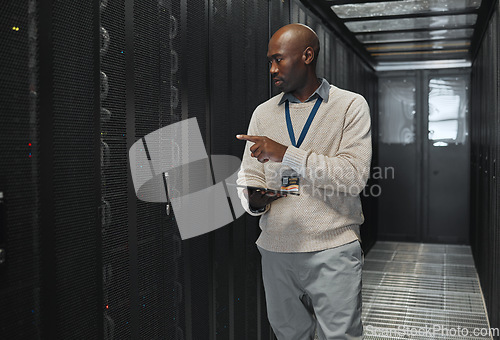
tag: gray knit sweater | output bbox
[237,85,372,253]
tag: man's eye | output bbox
[276,58,282,62]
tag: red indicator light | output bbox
[106,305,109,309]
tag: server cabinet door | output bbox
[377,74,420,241]
[425,72,470,244]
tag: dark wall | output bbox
[470,0,500,334]
[0,0,377,339]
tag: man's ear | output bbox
[303,46,315,65]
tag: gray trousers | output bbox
[257,240,364,340]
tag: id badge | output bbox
[280,169,300,194]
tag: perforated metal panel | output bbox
[133,1,175,338]
[363,242,493,340]
[49,0,102,337]
[0,1,40,337]
[180,1,211,338]
[100,0,131,338]
[1,0,102,337]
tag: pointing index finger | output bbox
[236,134,258,142]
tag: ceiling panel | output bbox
[344,14,478,33]
[316,0,497,67]
[356,29,474,44]
[371,49,470,62]
[332,0,482,19]
[366,40,471,52]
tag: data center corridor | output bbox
[1,0,500,339]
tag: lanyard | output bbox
[285,97,323,148]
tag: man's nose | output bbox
[269,62,278,75]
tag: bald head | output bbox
[271,24,320,65]
[267,24,321,96]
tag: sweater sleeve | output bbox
[281,97,372,195]
[236,110,271,216]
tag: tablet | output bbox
[234,184,300,196]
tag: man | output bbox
[236,23,371,339]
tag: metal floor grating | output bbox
[361,241,493,340]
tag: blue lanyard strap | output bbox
[285,97,323,148]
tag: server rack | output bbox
[470,0,500,332]
[0,1,378,339]
[0,1,42,337]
